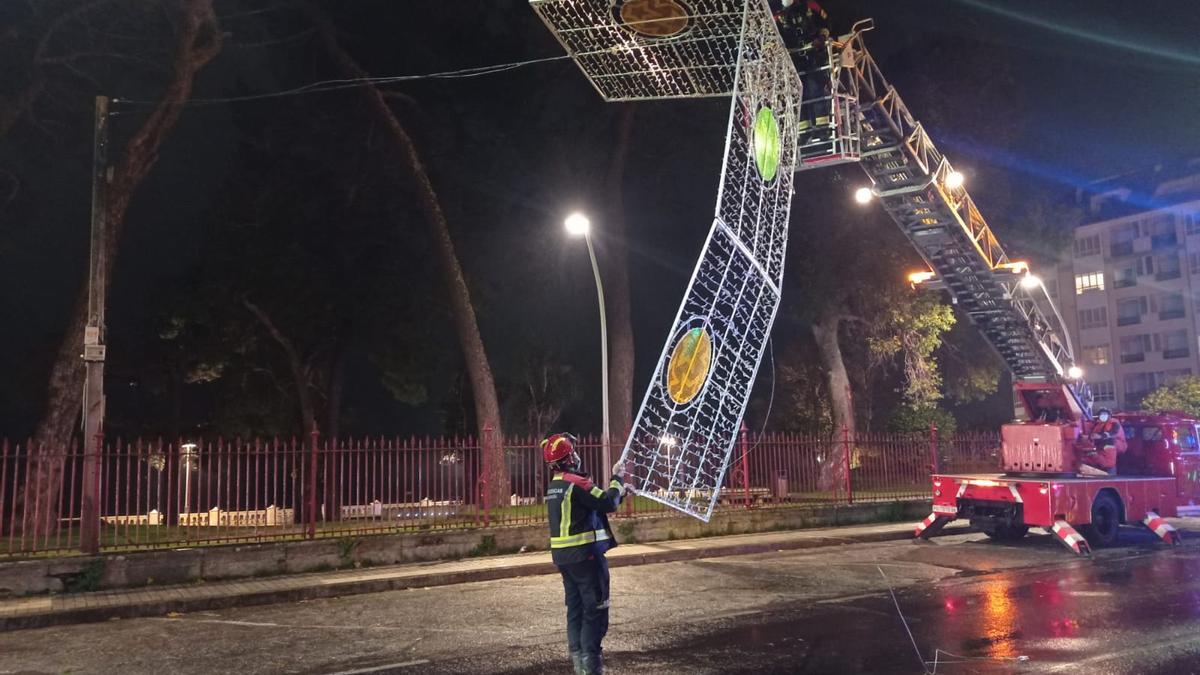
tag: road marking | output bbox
[324,660,430,675]
[155,617,413,631]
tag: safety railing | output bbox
[0,427,998,558]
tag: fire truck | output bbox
[915,386,1196,555]
[779,21,1198,555]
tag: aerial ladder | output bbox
[530,0,1091,523]
[792,20,1086,407]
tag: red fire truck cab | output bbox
[915,382,1199,554]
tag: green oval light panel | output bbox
[667,327,713,405]
[752,107,781,182]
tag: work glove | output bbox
[612,460,627,479]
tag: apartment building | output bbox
[1053,159,1200,410]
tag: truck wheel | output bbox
[1082,493,1121,547]
[984,523,1029,541]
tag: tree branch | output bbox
[104,0,222,254]
[242,298,301,366]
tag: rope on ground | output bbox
[876,564,931,674]
[875,564,1031,675]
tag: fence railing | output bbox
[0,428,999,558]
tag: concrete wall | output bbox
[0,500,929,597]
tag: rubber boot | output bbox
[581,653,604,675]
[570,651,585,675]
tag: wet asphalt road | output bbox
[3,526,1200,674]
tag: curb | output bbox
[0,524,968,632]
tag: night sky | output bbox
[1,0,1198,439]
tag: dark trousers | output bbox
[801,65,829,123]
[559,554,610,657]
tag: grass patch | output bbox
[336,537,361,568]
[63,559,105,593]
[466,535,499,558]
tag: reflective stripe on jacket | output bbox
[546,471,624,565]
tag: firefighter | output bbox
[796,1,832,132]
[543,432,627,675]
[1033,392,1063,423]
[1078,408,1126,476]
[771,0,805,49]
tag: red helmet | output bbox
[542,433,578,464]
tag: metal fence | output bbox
[0,428,999,558]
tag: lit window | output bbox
[1075,272,1104,294]
[1082,344,1110,365]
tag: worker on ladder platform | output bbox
[1077,408,1127,476]
[772,1,832,135]
[543,432,628,675]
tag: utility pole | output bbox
[80,95,110,554]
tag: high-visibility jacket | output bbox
[1080,418,1127,471]
[546,471,624,565]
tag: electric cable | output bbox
[112,26,742,109]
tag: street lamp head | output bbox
[945,170,965,189]
[564,212,591,237]
[854,187,873,204]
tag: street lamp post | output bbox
[565,213,611,482]
[181,443,198,517]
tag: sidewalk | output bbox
[0,520,965,631]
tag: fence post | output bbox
[842,425,853,505]
[929,424,940,475]
[80,427,103,554]
[307,422,318,539]
[739,424,750,508]
[481,426,492,527]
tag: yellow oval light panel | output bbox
[667,326,713,404]
[617,0,691,38]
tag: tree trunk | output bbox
[241,296,331,523]
[242,299,316,435]
[23,0,220,543]
[303,4,508,505]
[327,337,348,442]
[604,105,636,449]
[812,313,855,490]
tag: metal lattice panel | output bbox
[617,3,802,520]
[529,0,746,101]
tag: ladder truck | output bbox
[796,22,1196,555]
[529,1,1200,543]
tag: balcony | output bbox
[1110,242,1134,257]
[1164,348,1191,359]
[1117,314,1142,326]
[1156,269,1182,281]
[1160,309,1186,320]
[1152,233,1179,249]
[1114,277,1137,289]
[1121,352,1146,363]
